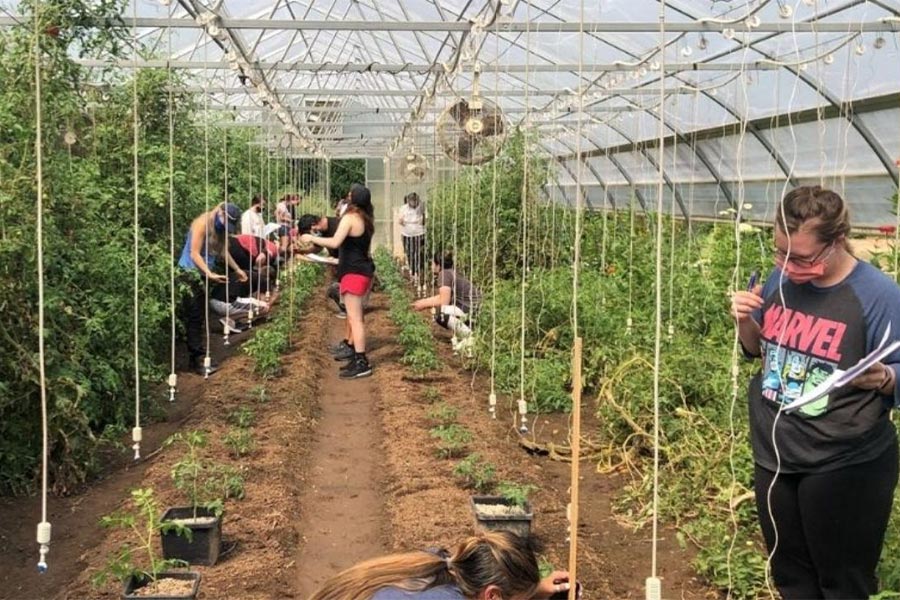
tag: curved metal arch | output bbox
[545,136,617,210]
[585,120,690,220]
[656,0,899,181]
[518,0,800,191]
[605,152,650,213]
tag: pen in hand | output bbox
[748,270,760,292]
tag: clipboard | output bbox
[782,326,900,413]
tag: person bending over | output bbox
[731,185,900,599]
[300,183,376,379]
[177,202,247,375]
[210,267,276,332]
[309,531,570,600]
[412,252,481,350]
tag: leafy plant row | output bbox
[373,249,441,376]
[423,130,829,597]
[242,262,321,378]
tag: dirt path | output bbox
[293,312,390,598]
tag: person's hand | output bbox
[532,571,571,599]
[299,233,314,244]
[850,362,895,392]
[399,218,405,226]
[208,272,228,284]
[411,299,427,311]
[730,284,763,323]
[235,270,248,283]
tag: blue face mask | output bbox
[214,214,227,232]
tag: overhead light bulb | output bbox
[160,0,172,5]
[710,88,718,96]
[778,4,793,18]
[650,61,661,71]
[681,46,693,57]
[207,23,221,37]
[823,53,834,64]
[874,36,886,49]
[802,0,815,5]
[799,62,809,71]
[855,43,866,55]
[723,28,736,40]
[746,15,761,28]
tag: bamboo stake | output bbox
[567,336,583,600]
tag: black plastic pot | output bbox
[470,495,533,538]
[122,571,201,600]
[160,507,222,566]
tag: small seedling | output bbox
[224,427,255,458]
[498,481,538,509]
[453,453,496,493]
[229,406,256,428]
[91,488,188,588]
[429,424,473,459]
[538,556,554,579]
[251,385,268,403]
[426,402,458,426]
[423,386,442,403]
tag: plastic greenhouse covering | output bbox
[1,0,899,225]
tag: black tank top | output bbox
[337,226,375,280]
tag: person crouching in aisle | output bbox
[412,252,481,354]
[300,183,375,379]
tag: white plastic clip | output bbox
[645,577,662,600]
[488,392,497,419]
[36,521,51,573]
[517,399,528,433]
[132,426,142,460]
[203,356,211,380]
[167,373,177,402]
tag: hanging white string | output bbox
[222,76,231,348]
[131,0,142,461]
[647,0,667,595]
[488,18,501,419]
[517,0,532,435]
[166,0,177,402]
[33,0,52,574]
[202,39,212,378]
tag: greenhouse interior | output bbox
[1,0,899,599]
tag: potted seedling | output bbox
[93,487,201,599]
[470,481,537,538]
[160,431,227,566]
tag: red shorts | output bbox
[339,273,372,297]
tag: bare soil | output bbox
[0,285,722,600]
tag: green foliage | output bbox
[453,453,496,493]
[165,430,240,516]
[92,487,187,587]
[374,249,441,375]
[223,427,255,458]
[328,159,366,206]
[426,402,458,426]
[429,424,473,459]
[242,262,321,377]
[497,481,537,509]
[229,406,256,429]
[0,1,310,494]
[251,385,269,404]
[423,386,442,403]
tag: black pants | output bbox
[402,235,425,280]
[754,440,898,599]
[178,270,208,359]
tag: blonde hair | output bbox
[308,531,540,600]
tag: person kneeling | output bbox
[412,252,481,352]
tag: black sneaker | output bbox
[333,342,355,361]
[330,340,351,354]
[339,356,372,379]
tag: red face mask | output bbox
[774,251,833,284]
